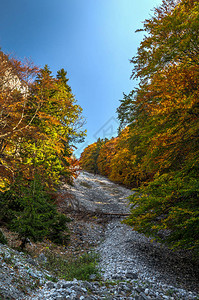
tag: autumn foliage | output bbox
[0,51,85,246]
[80,0,199,255]
[0,53,85,189]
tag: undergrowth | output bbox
[44,251,101,281]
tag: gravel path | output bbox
[63,171,132,215]
[1,171,198,299]
[60,171,199,299]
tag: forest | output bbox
[80,0,199,255]
[0,0,198,256]
[0,51,86,248]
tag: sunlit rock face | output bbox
[0,51,29,95]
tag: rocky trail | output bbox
[0,171,198,299]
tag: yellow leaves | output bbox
[0,177,11,192]
[0,53,85,188]
[144,63,199,119]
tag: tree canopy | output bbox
[0,54,85,190]
[0,51,85,246]
[80,0,199,255]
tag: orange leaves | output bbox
[144,64,199,118]
[97,137,118,177]
[0,53,85,189]
[137,61,199,174]
[80,0,199,198]
[107,129,141,187]
[0,52,39,188]
[37,111,61,126]
[131,0,199,83]
[122,0,199,253]
[80,128,142,188]
[79,142,101,174]
[68,156,80,179]
[77,0,198,254]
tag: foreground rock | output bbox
[28,277,198,300]
[0,243,52,299]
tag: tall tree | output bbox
[131,0,199,83]
[123,0,199,254]
[0,51,38,189]
[57,68,71,92]
[0,52,86,246]
[97,137,117,177]
[81,0,199,255]
[80,139,105,174]
[0,53,86,190]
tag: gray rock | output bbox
[62,281,78,288]
[26,257,38,266]
[135,287,143,293]
[27,270,39,278]
[139,292,150,300]
[46,281,55,289]
[126,271,138,279]
[89,274,97,280]
[81,281,93,290]
[38,253,47,263]
[112,274,124,280]
[4,252,11,260]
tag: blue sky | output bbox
[0,0,162,157]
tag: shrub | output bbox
[0,175,70,249]
[45,251,100,281]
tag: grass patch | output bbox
[45,251,101,281]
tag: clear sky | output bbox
[0,0,162,157]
